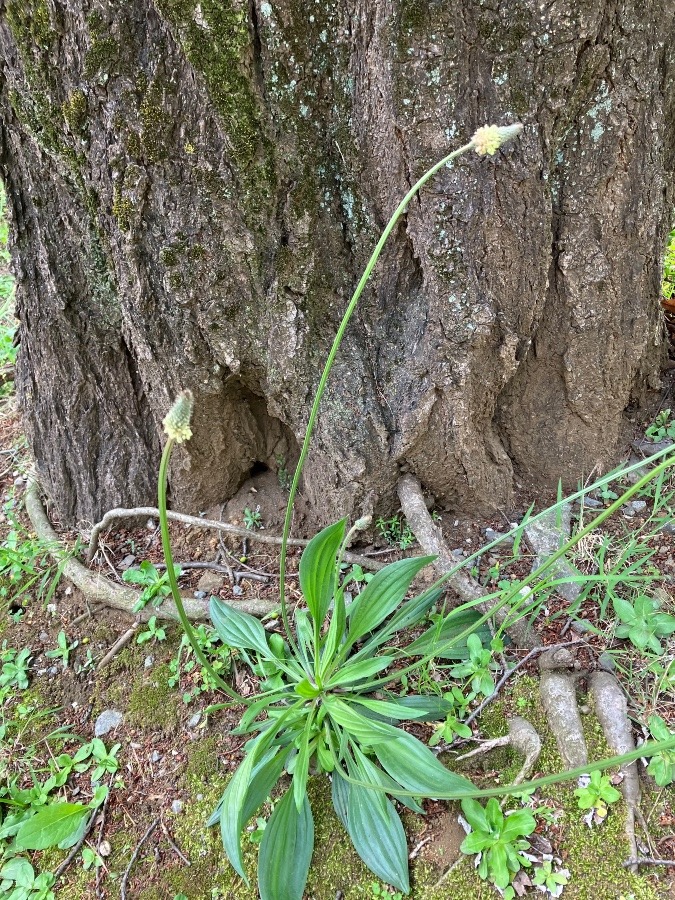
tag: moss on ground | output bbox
[127,663,179,731]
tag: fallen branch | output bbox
[25,479,276,621]
[120,818,159,900]
[85,504,385,572]
[97,624,139,671]
[397,474,538,648]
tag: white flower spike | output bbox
[471,123,523,156]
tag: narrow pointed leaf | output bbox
[347,556,435,644]
[210,597,272,659]
[299,519,346,630]
[324,697,398,744]
[331,770,350,831]
[373,730,474,797]
[347,780,410,893]
[258,788,314,900]
[326,657,394,688]
[351,743,424,814]
[351,696,439,721]
[293,716,314,810]
[220,753,258,882]
[404,609,491,659]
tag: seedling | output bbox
[0,644,31,694]
[459,797,536,895]
[136,616,167,645]
[448,634,499,697]
[645,408,675,442]
[375,515,416,550]
[121,560,181,612]
[45,631,77,669]
[646,715,675,786]
[0,859,56,900]
[573,770,621,812]
[613,593,675,654]
[531,861,569,897]
[243,506,263,530]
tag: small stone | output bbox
[39,631,49,642]
[625,499,647,515]
[144,655,154,669]
[232,585,243,596]
[47,666,58,676]
[660,521,675,535]
[485,528,514,546]
[146,518,156,530]
[94,709,123,737]
[99,840,111,857]
[598,652,615,672]
[119,554,136,570]
[197,571,225,594]
[188,712,202,729]
[194,590,207,600]
[576,496,603,508]
[171,800,183,814]
[151,750,162,763]
[451,548,465,559]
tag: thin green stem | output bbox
[278,141,476,642]
[158,439,249,705]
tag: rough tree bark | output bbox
[0,0,673,528]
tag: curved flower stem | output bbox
[158,438,249,705]
[278,140,476,644]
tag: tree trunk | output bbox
[1,0,673,528]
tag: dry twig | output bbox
[120,818,159,900]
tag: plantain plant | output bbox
[157,124,675,900]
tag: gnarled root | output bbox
[397,474,538,648]
[539,649,588,770]
[24,479,277,621]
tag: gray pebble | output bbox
[194,590,207,599]
[232,585,243,596]
[485,528,514,546]
[576,496,603,508]
[151,750,162,763]
[171,800,183,814]
[94,709,123,737]
[144,655,154,669]
[47,666,59,677]
[660,521,675,535]
[39,631,49,643]
[119,554,136,570]
[188,712,202,729]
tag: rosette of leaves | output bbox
[646,715,675,786]
[459,797,536,894]
[206,519,489,900]
[612,594,675,654]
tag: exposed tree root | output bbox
[397,474,538,648]
[590,671,643,871]
[25,479,277,621]
[457,716,542,786]
[85,504,384,571]
[538,649,588,769]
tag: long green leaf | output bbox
[331,770,350,831]
[404,608,492,659]
[346,780,410,893]
[258,787,314,900]
[325,697,398,744]
[220,752,258,882]
[351,696,443,721]
[373,730,474,797]
[210,597,272,659]
[14,803,89,851]
[299,519,346,630]
[351,743,424,814]
[346,555,435,645]
[319,587,347,676]
[325,657,394,688]
[293,714,315,810]
[208,747,287,828]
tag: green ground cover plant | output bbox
[663,228,675,299]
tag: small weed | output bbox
[646,715,675,786]
[136,615,167,645]
[531,860,570,896]
[44,631,77,669]
[645,408,675,442]
[573,771,622,812]
[370,882,403,900]
[121,560,181,612]
[167,624,232,703]
[460,797,536,897]
[0,644,31,695]
[0,510,66,612]
[243,506,263,530]
[375,514,415,550]
[275,454,291,492]
[613,593,675,655]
